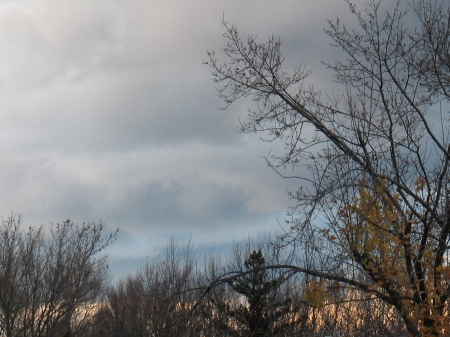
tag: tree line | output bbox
[0,216,409,336]
[91,234,408,337]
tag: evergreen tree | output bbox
[226,250,295,337]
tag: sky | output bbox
[0,0,374,281]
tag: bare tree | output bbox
[206,0,450,335]
[0,215,116,337]
[99,237,199,337]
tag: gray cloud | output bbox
[0,0,392,280]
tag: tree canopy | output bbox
[0,215,116,337]
[206,0,450,336]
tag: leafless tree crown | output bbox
[206,0,450,336]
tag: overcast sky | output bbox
[0,0,376,281]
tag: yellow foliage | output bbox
[413,176,426,192]
[303,280,334,309]
[334,179,450,335]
